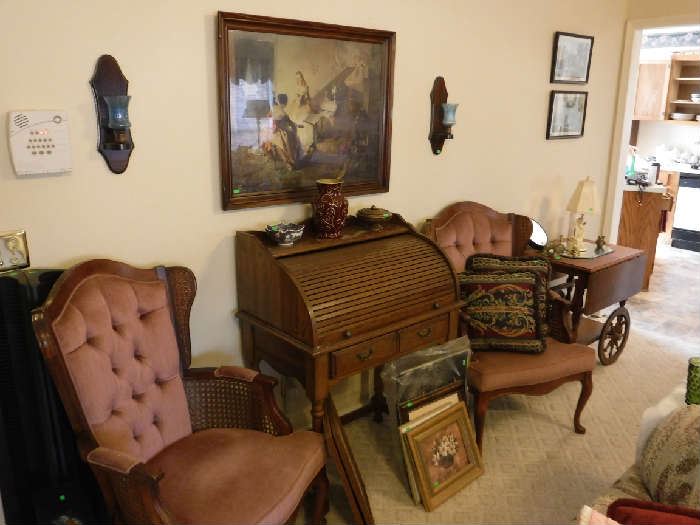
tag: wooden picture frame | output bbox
[546,90,588,140]
[323,396,374,525]
[217,11,395,210]
[550,31,594,84]
[406,402,483,511]
[398,380,465,425]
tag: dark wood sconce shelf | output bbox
[90,55,134,174]
[429,76,451,155]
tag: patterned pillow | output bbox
[465,254,551,337]
[640,404,700,508]
[459,271,546,353]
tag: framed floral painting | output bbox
[217,11,395,210]
[406,402,483,510]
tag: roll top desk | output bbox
[235,216,462,430]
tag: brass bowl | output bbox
[357,205,392,231]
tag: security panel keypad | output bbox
[8,111,72,176]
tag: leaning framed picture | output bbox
[217,11,395,210]
[405,402,483,511]
[550,32,594,84]
[546,90,588,139]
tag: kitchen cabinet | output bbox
[633,62,670,120]
[657,170,680,234]
[617,189,673,290]
[665,53,700,123]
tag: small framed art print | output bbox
[405,402,483,511]
[546,90,588,139]
[550,32,594,84]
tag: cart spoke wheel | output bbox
[597,306,630,365]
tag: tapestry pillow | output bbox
[640,404,700,508]
[607,498,700,525]
[459,271,546,353]
[465,254,551,337]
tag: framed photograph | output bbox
[0,230,30,273]
[550,32,594,84]
[217,11,395,210]
[546,90,588,139]
[405,402,483,511]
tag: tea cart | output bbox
[550,243,646,365]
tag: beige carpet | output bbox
[288,245,700,524]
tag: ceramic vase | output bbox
[312,178,348,239]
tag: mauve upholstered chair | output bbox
[32,259,328,525]
[424,202,595,451]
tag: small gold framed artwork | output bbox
[0,231,30,272]
[406,402,483,511]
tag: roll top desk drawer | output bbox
[398,314,449,354]
[330,333,397,378]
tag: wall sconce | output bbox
[429,77,458,155]
[90,55,134,174]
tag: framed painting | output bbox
[217,11,395,210]
[550,31,594,84]
[406,402,483,511]
[546,90,588,139]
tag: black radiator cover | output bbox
[0,269,108,525]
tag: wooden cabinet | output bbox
[664,53,700,123]
[657,170,680,234]
[235,215,462,430]
[617,190,673,290]
[633,62,670,120]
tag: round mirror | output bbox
[528,218,548,250]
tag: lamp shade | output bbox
[567,176,598,215]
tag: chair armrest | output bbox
[183,367,293,436]
[86,447,172,525]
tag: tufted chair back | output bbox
[33,260,193,464]
[424,202,532,272]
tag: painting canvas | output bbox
[406,402,483,511]
[217,12,395,210]
[550,32,594,84]
[546,91,588,139]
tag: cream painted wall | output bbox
[627,0,700,20]
[1,0,628,368]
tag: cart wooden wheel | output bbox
[597,306,630,365]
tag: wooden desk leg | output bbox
[371,366,389,423]
[240,321,259,370]
[570,274,588,342]
[306,355,330,433]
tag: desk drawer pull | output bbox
[433,302,441,309]
[355,348,374,361]
[417,327,432,338]
[344,330,353,338]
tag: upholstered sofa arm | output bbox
[86,447,172,525]
[183,367,293,436]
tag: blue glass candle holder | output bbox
[441,103,458,127]
[103,95,131,129]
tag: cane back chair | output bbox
[32,259,328,524]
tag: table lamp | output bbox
[566,176,598,254]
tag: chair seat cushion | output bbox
[468,337,595,392]
[147,428,325,525]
